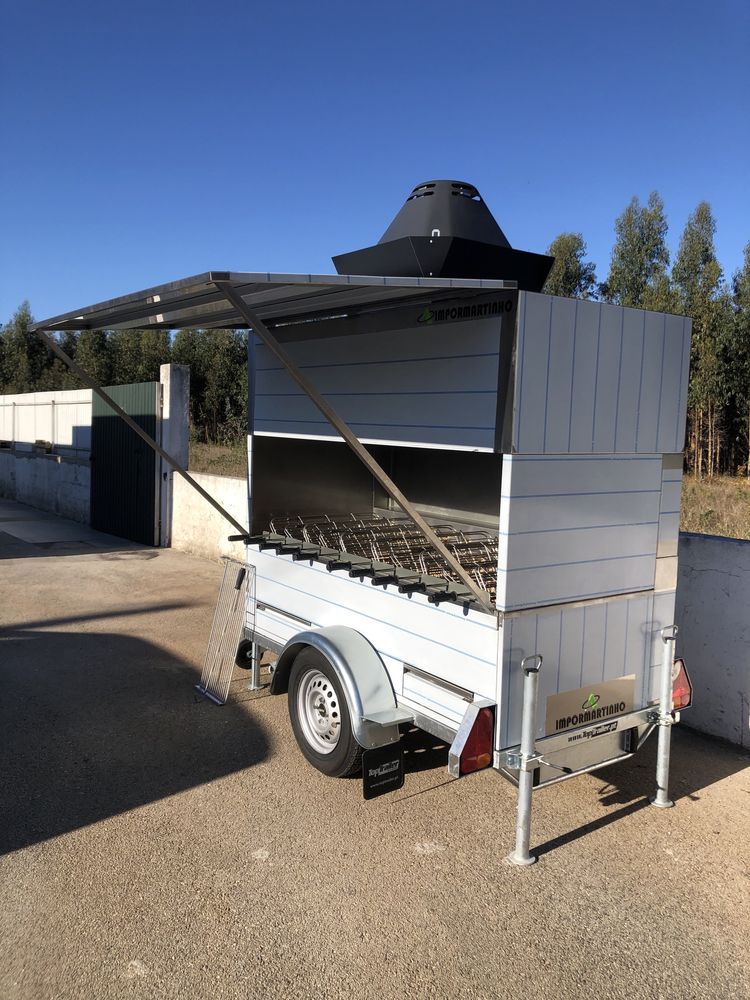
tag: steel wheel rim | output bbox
[297,669,341,754]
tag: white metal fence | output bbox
[0,389,92,456]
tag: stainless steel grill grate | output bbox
[266,512,498,603]
[196,558,255,704]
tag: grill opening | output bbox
[263,510,499,603]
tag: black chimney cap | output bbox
[333,179,553,292]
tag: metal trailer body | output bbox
[242,287,691,786]
[31,261,692,861]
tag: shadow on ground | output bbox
[0,498,148,561]
[0,620,270,855]
[534,726,749,857]
[0,532,153,560]
[400,725,449,774]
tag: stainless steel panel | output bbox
[513,294,691,456]
[637,312,667,453]
[543,297,577,453]
[592,304,622,452]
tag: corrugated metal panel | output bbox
[592,304,623,451]
[496,454,661,612]
[90,382,159,544]
[33,271,516,333]
[568,301,600,452]
[498,591,664,747]
[543,297,578,453]
[0,389,92,453]
[254,318,502,450]
[513,293,692,455]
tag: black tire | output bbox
[235,638,254,669]
[288,648,363,778]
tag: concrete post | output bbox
[159,364,190,547]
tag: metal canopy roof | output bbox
[31,271,517,333]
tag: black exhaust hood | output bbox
[333,180,553,292]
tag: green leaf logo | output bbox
[582,692,600,709]
[417,307,435,325]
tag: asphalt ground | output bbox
[1,499,749,1000]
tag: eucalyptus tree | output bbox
[673,202,727,476]
[543,233,597,299]
[601,192,670,308]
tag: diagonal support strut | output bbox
[214,280,494,615]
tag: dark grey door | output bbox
[90,382,160,544]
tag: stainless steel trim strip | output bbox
[403,663,474,703]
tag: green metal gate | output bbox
[90,381,161,545]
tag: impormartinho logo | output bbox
[416,299,513,326]
[582,692,600,710]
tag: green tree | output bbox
[543,233,597,299]
[727,243,750,475]
[673,202,727,476]
[172,328,246,442]
[200,330,247,442]
[171,328,205,430]
[0,301,49,392]
[108,330,144,385]
[138,331,171,381]
[108,329,170,385]
[59,331,79,365]
[601,192,670,307]
[74,330,111,386]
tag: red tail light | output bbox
[671,658,693,711]
[458,706,494,775]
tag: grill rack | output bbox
[246,512,498,609]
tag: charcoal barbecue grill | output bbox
[31,178,693,864]
[263,511,500,602]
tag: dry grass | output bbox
[680,475,750,539]
[188,440,246,479]
[188,444,750,541]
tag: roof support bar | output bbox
[214,280,494,615]
[34,330,250,538]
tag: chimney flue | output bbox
[333,179,553,291]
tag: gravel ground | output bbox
[1,500,748,1000]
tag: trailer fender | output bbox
[270,627,409,749]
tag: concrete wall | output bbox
[676,533,750,748]
[0,448,90,522]
[171,472,248,563]
[0,368,189,538]
[0,387,93,522]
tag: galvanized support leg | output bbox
[507,654,543,867]
[246,640,263,692]
[650,625,678,809]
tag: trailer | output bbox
[33,180,693,864]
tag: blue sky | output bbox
[1,0,748,323]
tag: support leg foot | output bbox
[649,794,674,809]
[505,851,538,867]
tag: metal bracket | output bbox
[501,750,542,772]
[647,709,675,727]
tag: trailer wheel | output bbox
[288,648,363,778]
